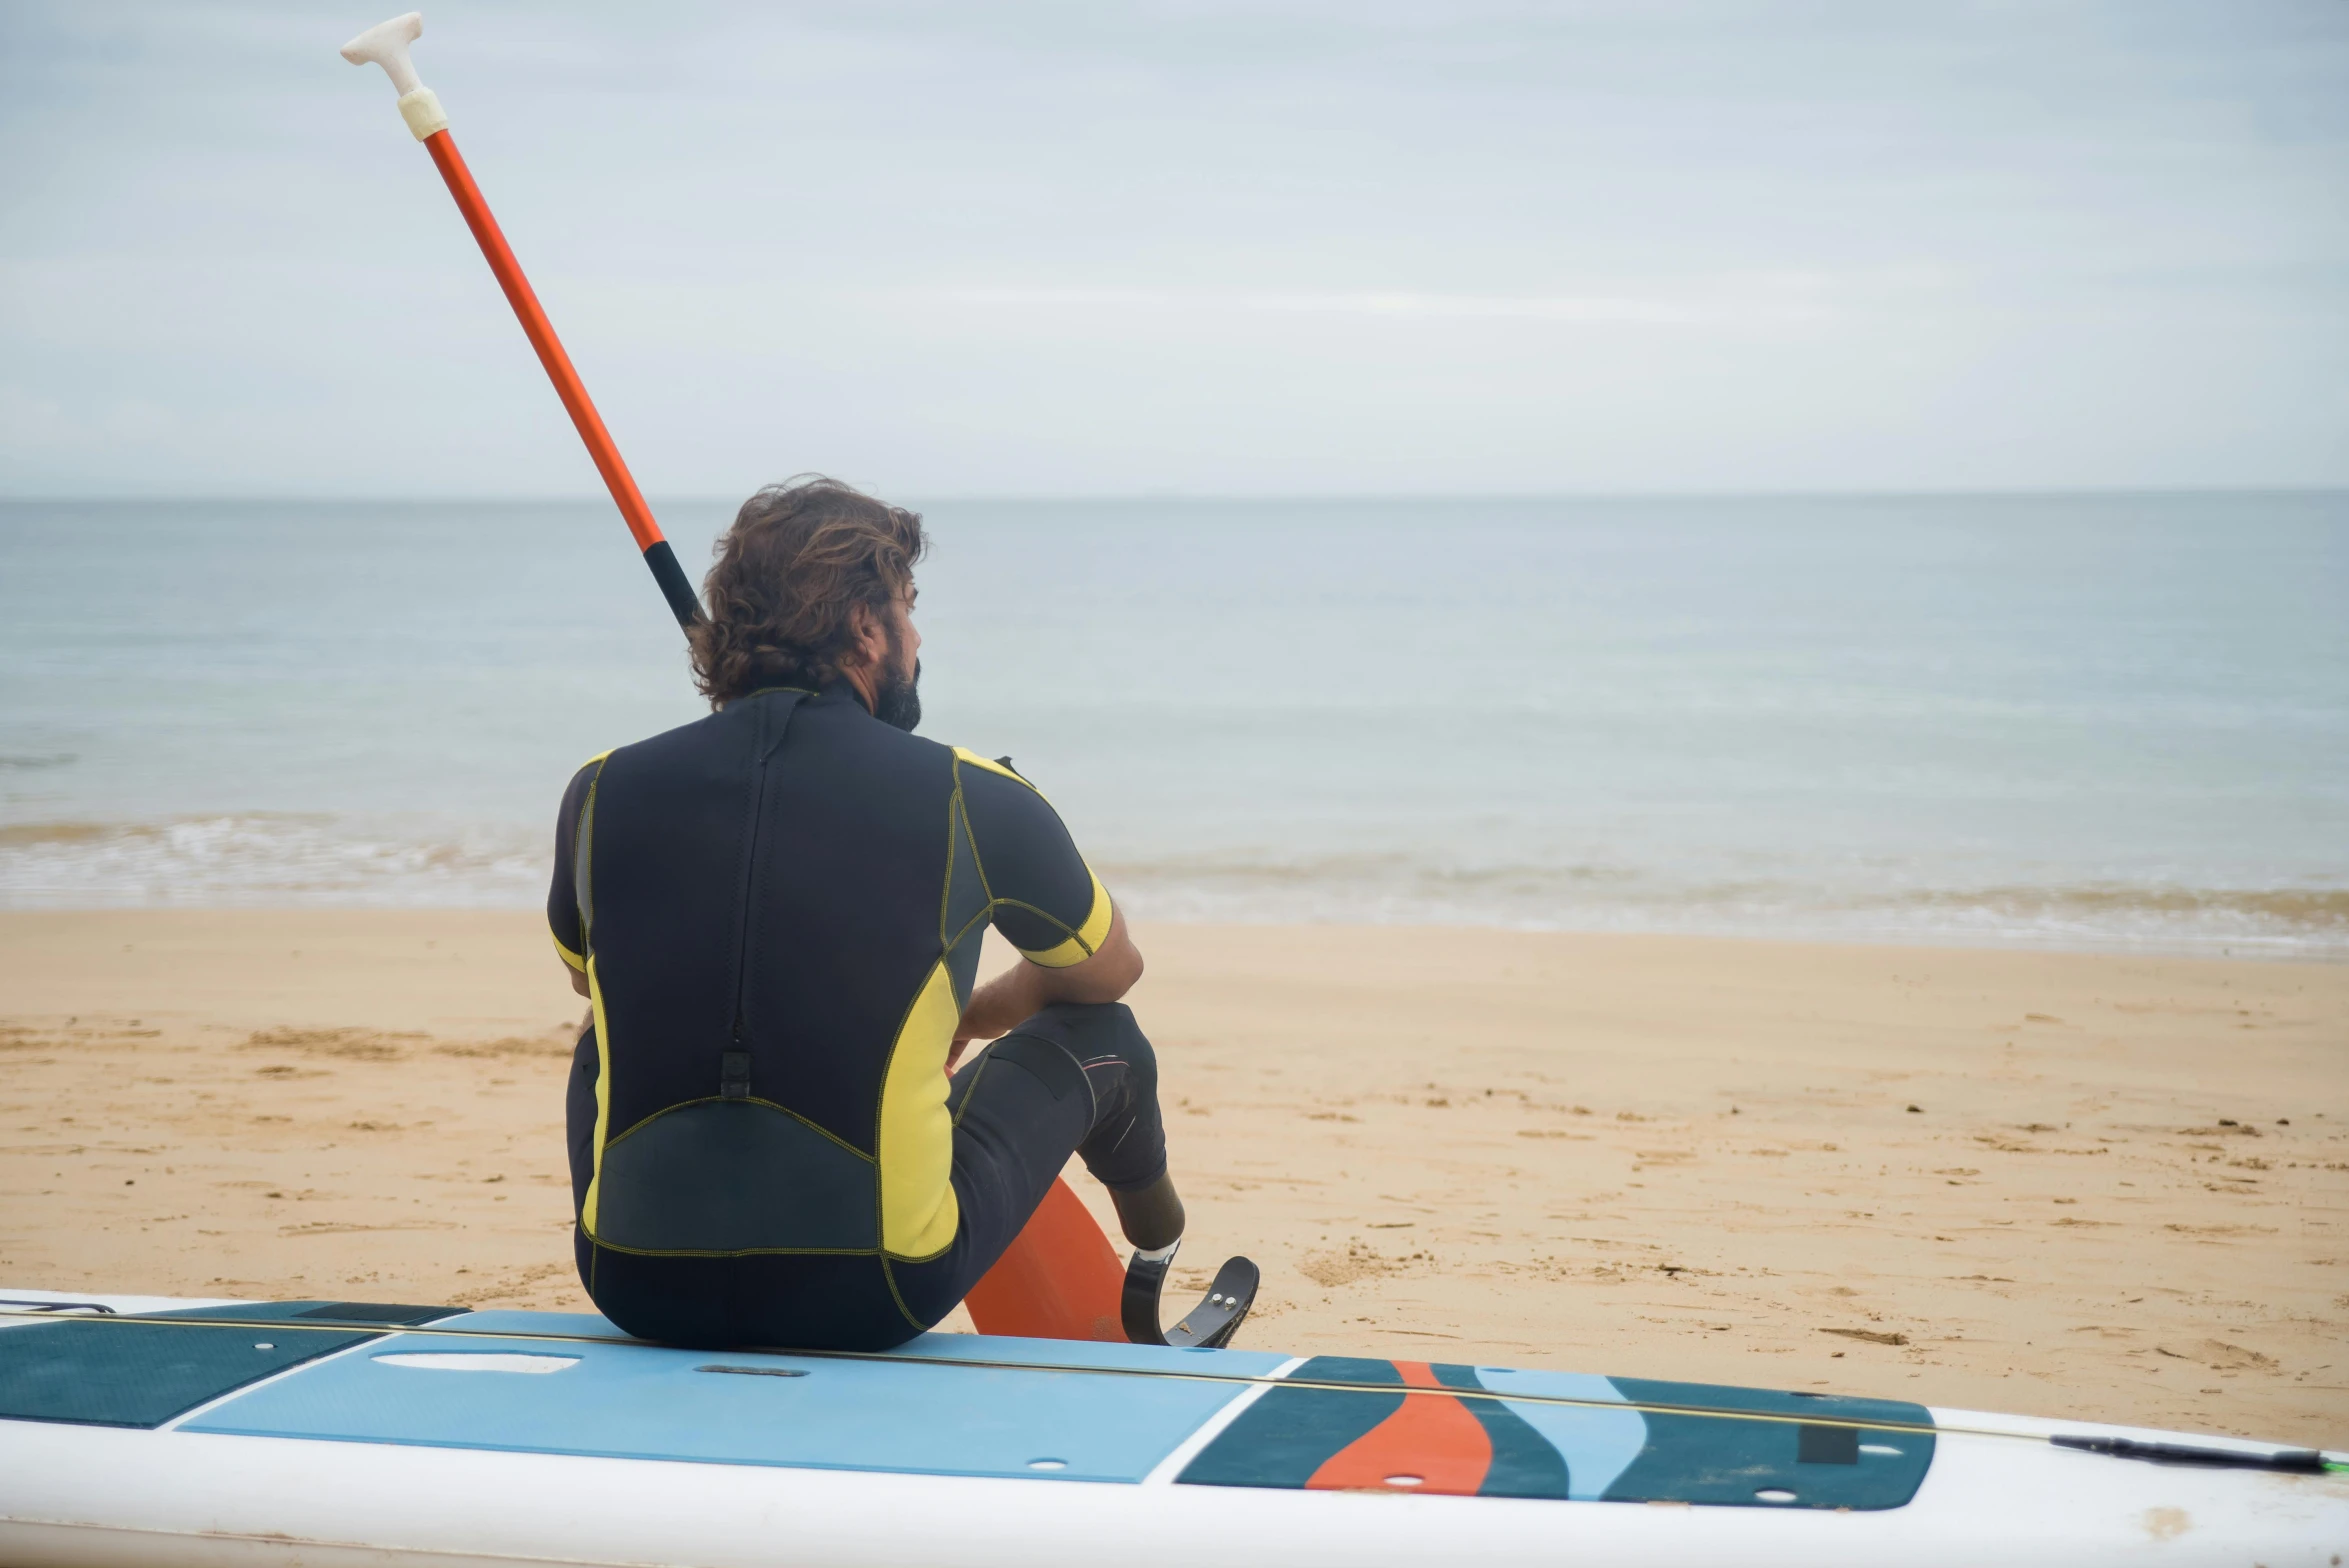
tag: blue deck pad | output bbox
[1474,1369,1647,1500]
[185,1325,1287,1484]
[1598,1377,1934,1509]
[0,1303,412,1429]
[1175,1361,1936,1510]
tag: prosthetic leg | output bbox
[964,1010,1257,1346]
[963,1164,1259,1352]
[964,1176,1257,1348]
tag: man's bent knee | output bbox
[994,1002,1170,1200]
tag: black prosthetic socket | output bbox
[1110,1171,1186,1251]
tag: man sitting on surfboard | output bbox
[545,476,1185,1350]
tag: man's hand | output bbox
[949,901,1143,1072]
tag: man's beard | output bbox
[874,656,922,733]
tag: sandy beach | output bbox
[0,910,2340,1449]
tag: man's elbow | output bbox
[1058,940,1141,1005]
[1099,911,1144,998]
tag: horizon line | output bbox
[3,483,2345,507]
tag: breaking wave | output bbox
[0,815,544,908]
[1094,854,2349,957]
[2,816,2340,957]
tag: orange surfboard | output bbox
[962,1176,1127,1341]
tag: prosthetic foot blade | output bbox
[1121,1246,1259,1349]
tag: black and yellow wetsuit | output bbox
[547,680,1168,1350]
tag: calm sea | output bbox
[1,493,2342,957]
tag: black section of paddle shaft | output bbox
[644,538,703,628]
[2050,1434,2328,1472]
[1123,1251,1258,1349]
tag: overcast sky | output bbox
[3,1,2345,497]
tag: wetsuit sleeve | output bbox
[954,749,1113,968]
[547,759,601,973]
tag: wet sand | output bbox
[0,910,2341,1447]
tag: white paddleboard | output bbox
[0,1287,2340,1566]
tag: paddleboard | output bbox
[0,1287,2340,1566]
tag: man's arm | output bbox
[946,749,1140,1069]
[548,759,601,999]
[951,899,1142,1065]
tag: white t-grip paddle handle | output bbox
[340,12,448,140]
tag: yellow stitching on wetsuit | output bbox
[950,747,1031,788]
[963,789,999,904]
[948,1046,995,1130]
[600,1097,876,1162]
[934,790,956,945]
[1005,872,1113,968]
[940,793,998,956]
[580,1238,885,1260]
[580,956,615,1237]
[550,933,587,972]
[992,899,1074,943]
[939,787,993,948]
[958,781,1001,902]
[880,1258,927,1332]
[944,909,993,955]
[584,1242,879,1259]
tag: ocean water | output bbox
[1,493,2343,957]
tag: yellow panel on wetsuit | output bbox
[549,684,1112,1270]
[875,959,962,1256]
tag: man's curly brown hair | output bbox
[688,476,929,705]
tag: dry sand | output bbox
[1,910,2341,1448]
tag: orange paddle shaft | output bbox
[420,127,700,629]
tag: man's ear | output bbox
[844,601,889,669]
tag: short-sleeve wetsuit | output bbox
[547,680,1168,1350]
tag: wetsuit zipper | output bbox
[728,697,774,1074]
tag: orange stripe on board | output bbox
[1306,1361,1493,1495]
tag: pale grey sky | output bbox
[3,1,2344,497]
